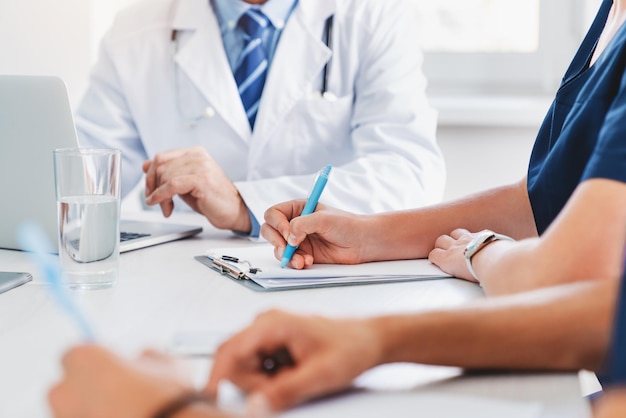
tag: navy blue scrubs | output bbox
[601,258,626,385]
[527,0,626,234]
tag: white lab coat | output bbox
[76,0,445,224]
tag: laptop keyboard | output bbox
[120,232,151,242]
[68,232,151,250]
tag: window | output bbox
[414,0,599,96]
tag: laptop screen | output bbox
[0,75,202,253]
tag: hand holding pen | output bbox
[280,164,332,268]
[205,309,378,414]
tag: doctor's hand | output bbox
[261,200,371,269]
[49,345,230,418]
[205,309,381,414]
[143,147,251,233]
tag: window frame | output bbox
[419,0,598,96]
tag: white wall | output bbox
[0,0,138,106]
[90,0,140,61]
[438,126,537,201]
[0,0,91,106]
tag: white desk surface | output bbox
[0,212,591,418]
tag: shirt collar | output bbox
[212,0,298,32]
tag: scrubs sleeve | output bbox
[582,70,626,184]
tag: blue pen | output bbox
[281,164,332,268]
[16,222,96,342]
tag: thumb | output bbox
[289,211,327,245]
[251,358,343,412]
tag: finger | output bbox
[287,252,309,270]
[301,253,314,268]
[146,175,196,206]
[48,382,76,418]
[206,333,263,395]
[144,160,158,196]
[262,226,310,269]
[159,200,175,218]
[206,338,262,397]
[142,160,151,174]
[450,228,471,239]
[144,149,192,196]
[433,234,454,250]
[206,311,294,395]
[264,200,307,241]
[60,344,99,372]
[140,349,172,362]
[427,247,445,266]
[261,222,287,254]
[288,211,328,245]
[254,357,348,412]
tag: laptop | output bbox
[0,75,203,253]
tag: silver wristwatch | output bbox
[463,230,514,281]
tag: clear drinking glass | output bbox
[53,148,121,289]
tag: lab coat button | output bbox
[204,107,215,118]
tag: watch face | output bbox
[464,230,496,259]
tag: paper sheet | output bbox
[203,244,452,290]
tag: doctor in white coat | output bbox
[76,0,445,235]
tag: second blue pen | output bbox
[280,164,332,268]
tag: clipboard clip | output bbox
[206,254,262,281]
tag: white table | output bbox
[0,213,591,418]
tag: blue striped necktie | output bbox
[235,9,270,129]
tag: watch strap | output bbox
[464,231,514,281]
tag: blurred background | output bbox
[0,0,601,201]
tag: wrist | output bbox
[152,392,216,418]
[464,230,514,281]
[360,214,390,263]
[230,198,252,234]
[367,316,402,365]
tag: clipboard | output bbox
[195,245,453,292]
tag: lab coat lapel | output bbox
[253,0,335,142]
[172,0,251,141]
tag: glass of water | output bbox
[53,148,121,289]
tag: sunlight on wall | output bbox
[0,0,91,105]
[414,0,540,52]
[90,0,140,62]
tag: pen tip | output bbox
[280,258,289,269]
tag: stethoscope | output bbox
[171,14,335,128]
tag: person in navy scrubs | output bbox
[261,0,626,297]
[595,257,626,418]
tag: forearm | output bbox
[369,280,615,371]
[474,179,626,295]
[594,390,626,418]
[361,179,537,262]
[172,403,233,418]
[471,239,542,295]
